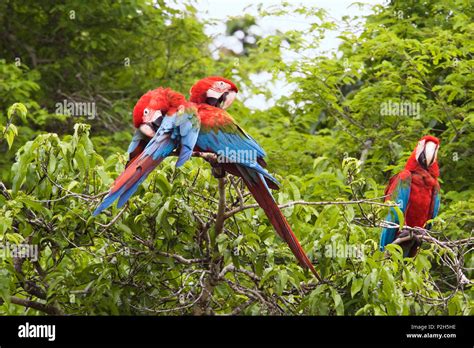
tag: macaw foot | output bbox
[190,151,226,178]
[398,228,425,241]
[397,229,414,240]
[394,228,423,257]
[211,167,226,178]
[192,151,218,165]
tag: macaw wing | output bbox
[174,107,201,167]
[126,129,150,167]
[195,107,318,277]
[93,110,199,216]
[196,106,279,187]
[380,170,412,250]
[426,183,441,229]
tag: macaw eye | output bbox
[143,108,150,116]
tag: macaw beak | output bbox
[424,141,438,167]
[139,124,156,138]
[139,110,163,138]
[222,90,237,109]
[206,89,237,109]
[418,141,438,169]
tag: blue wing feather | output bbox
[432,188,440,219]
[380,174,412,251]
[425,185,441,230]
[176,112,200,167]
[93,186,128,216]
[93,114,191,216]
[127,129,147,154]
[93,133,176,216]
[197,128,279,186]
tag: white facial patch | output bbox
[211,81,231,93]
[206,89,224,99]
[143,109,162,123]
[415,139,425,161]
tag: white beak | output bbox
[139,124,156,138]
[222,91,237,109]
[206,89,223,99]
[424,141,438,166]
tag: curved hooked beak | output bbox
[206,90,237,109]
[222,90,237,109]
[424,141,438,167]
[139,110,163,138]
[418,141,438,169]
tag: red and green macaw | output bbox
[93,77,320,279]
[380,135,441,257]
[126,87,188,166]
[93,87,198,212]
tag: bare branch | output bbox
[0,297,64,315]
[155,251,210,265]
[214,175,227,237]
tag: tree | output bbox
[0,0,472,315]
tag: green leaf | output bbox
[5,128,15,149]
[7,103,28,122]
[392,205,405,229]
[351,278,363,298]
[331,288,344,315]
[0,270,11,306]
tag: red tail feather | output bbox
[236,167,321,280]
[113,156,161,194]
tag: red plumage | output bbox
[189,76,238,104]
[190,76,320,279]
[196,104,232,127]
[133,88,187,128]
[399,139,439,227]
[384,135,440,256]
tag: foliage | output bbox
[0,0,472,315]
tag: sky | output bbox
[171,0,387,108]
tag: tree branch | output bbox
[378,223,472,286]
[214,175,227,237]
[0,297,63,315]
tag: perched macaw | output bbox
[189,77,320,279]
[93,87,197,214]
[380,135,441,257]
[126,88,188,166]
[93,77,320,279]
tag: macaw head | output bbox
[190,76,238,109]
[133,88,187,137]
[414,135,440,170]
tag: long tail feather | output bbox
[93,156,164,216]
[236,165,321,280]
[93,134,175,216]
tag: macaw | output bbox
[93,77,320,279]
[380,135,441,257]
[189,77,320,279]
[93,87,197,214]
[126,88,188,166]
